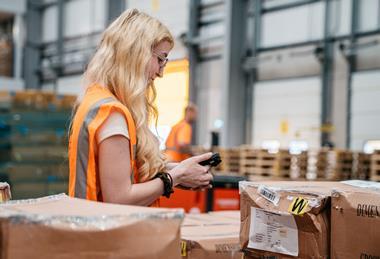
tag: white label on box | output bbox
[258,185,280,206]
[341,180,380,191]
[248,207,298,256]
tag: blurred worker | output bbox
[165,103,198,162]
[68,9,212,207]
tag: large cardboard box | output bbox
[240,181,334,258]
[331,180,380,259]
[181,211,243,259]
[0,194,184,259]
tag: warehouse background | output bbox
[0,0,380,198]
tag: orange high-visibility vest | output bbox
[165,120,192,162]
[69,84,159,206]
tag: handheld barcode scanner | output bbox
[177,153,221,190]
[198,153,222,167]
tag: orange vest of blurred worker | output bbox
[165,120,192,162]
[68,84,159,206]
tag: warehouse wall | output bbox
[42,0,106,43]
[253,77,321,150]
[197,59,223,146]
[253,2,324,150]
[253,0,380,151]
[261,2,324,48]
[351,71,380,151]
[41,0,107,93]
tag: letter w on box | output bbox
[288,197,309,215]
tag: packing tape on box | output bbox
[0,194,184,230]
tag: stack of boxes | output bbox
[0,179,379,258]
[239,180,380,259]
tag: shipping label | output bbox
[248,207,298,256]
[258,185,280,206]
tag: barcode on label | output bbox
[258,185,280,205]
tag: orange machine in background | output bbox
[160,188,206,213]
[212,188,240,211]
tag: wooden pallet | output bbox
[354,152,371,180]
[215,147,240,173]
[370,152,380,181]
[239,148,291,177]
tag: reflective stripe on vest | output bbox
[74,97,114,199]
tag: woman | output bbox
[68,9,213,206]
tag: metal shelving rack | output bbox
[0,95,71,199]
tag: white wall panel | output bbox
[127,0,189,60]
[41,75,83,95]
[64,0,107,37]
[261,2,324,47]
[351,71,380,150]
[197,59,223,146]
[56,75,84,95]
[359,0,379,32]
[253,77,321,149]
[258,46,320,80]
[0,0,25,14]
[42,6,58,43]
[0,77,24,91]
[330,0,351,36]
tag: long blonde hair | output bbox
[83,9,173,181]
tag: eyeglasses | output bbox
[153,52,169,67]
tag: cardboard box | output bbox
[0,194,184,258]
[181,211,243,259]
[240,181,333,258]
[331,180,380,259]
[0,182,11,202]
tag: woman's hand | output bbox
[168,152,213,189]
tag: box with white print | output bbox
[239,181,336,259]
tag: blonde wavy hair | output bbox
[83,9,173,182]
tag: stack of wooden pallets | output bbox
[353,152,371,180]
[370,150,380,182]
[326,150,353,180]
[214,147,240,173]
[239,147,291,179]
[290,151,308,179]
[307,148,329,180]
